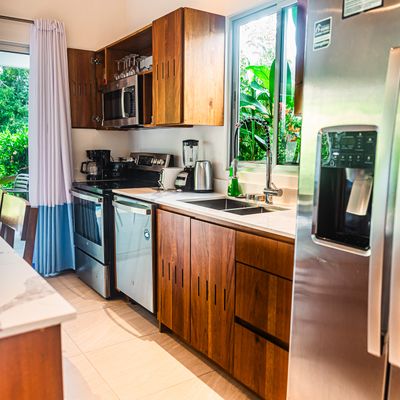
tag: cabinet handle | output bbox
[162,62,164,79]
[197,276,200,296]
[156,64,159,80]
[167,60,170,78]
[173,59,176,77]
[206,280,209,301]
[168,262,170,280]
[181,269,184,288]
[174,265,177,284]
[162,259,164,277]
[214,285,217,305]
[224,289,226,311]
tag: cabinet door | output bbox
[67,49,101,128]
[152,9,183,125]
[191,219,235,371]
[157,210,190,342]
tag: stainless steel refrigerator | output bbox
[288,0,400,398]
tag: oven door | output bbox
[71,189,106,263]
[102,75,139,127]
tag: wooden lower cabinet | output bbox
[190,219,235,372]
[234,323,289,400]
[157,210,191,342]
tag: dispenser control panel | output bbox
[322,131,377,168]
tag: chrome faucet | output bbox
[233,117,282,204]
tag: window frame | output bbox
[228,0,298,172]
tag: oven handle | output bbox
[71,190,103,203]
[121,87,127,118]
[112,201,151,215]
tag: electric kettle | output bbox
[194,160,213,192]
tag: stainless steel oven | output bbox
[102,75,140,128]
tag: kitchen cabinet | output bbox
[156,210,191,342]
[190,219,235,372]
[152,8,225,126]
[67,48,103,129]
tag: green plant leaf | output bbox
[246,65,270,88]
[240,93,269,115]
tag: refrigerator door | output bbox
[287,0,400,399]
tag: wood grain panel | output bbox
[157,209,191,342]
[236,231,294,280]
[67,48,99,128]
[234,323,288,400]
[236,262,292,344]
[183,8,225,126]
[0,325,63,399]
[191,219,235,372]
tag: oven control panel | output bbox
[130,153,174,171]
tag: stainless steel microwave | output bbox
[102,75,140,128]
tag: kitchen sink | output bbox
[224,206,286,215]
[182,198,251,210]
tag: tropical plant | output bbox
[0,129,28,179]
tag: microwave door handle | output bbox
[368,47,400,357]
[112,201,151,215]
[120,87,127,118]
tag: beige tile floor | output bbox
[47,272,258,400]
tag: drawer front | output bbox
[235,262,292,344]
[233,323,288,400]
[236,231,294,280]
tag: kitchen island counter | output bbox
[113,188,296,240]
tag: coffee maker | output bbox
[175,140,199,191]
[80,150,112,180]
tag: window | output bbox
[0,47,29,185]
[230,1,302,166]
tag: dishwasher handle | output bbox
[112,200,152,215]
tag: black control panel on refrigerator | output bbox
[314,127,377,251]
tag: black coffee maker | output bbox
[80,150,112,180]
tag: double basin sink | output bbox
[181,198,287,216]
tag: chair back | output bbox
[23,207,38,265]
[13,173,29,191]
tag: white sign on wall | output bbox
[343,0,383,18]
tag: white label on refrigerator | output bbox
[343,0,383,18]
[313,17,332,51]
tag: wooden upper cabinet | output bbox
[157,210,191,342]
[190,219,235,372]
[67,49,102,128]
[152,8,225,126]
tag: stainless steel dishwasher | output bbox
[113,195,155,313]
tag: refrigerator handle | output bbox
[368,47,400,357]
[389,163,400,367]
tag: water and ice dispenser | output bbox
[313,126,377,251]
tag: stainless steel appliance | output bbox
[175,139,199,191]
[194,160,213,192]
[113,196,155,313]
[72,152,173,298]
[288,1,400,399]
[102,75,140,128]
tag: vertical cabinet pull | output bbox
[162,259,164,277]
[181,269,184,288]
[162,62,164,79]
[224,289,226,311]
[197,276,200,296]
[206,280,209,301]
[174,265,177,284]
[168,262,170,280]
[167,60,170,78]
[173,59,176,77]
[156,64,159,80]
[214,285,217,305]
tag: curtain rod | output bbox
[0,15,34,24]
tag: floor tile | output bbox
[62,329,82,358]
[63,303,157,353]
[85,338,198,399]
[63,354,118,400]
[140,371,256,400]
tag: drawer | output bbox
[233,323,288,400]
[235,262,292,344]
[236,231,294,280]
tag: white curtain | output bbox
[28,19,75,276]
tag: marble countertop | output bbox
[113,189,296,239]
[0,239,76,340]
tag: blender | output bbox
[175,140,199,191]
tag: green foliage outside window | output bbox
[0,66,29,182]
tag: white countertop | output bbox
[113,189,296,239]
[0,238,76,339]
